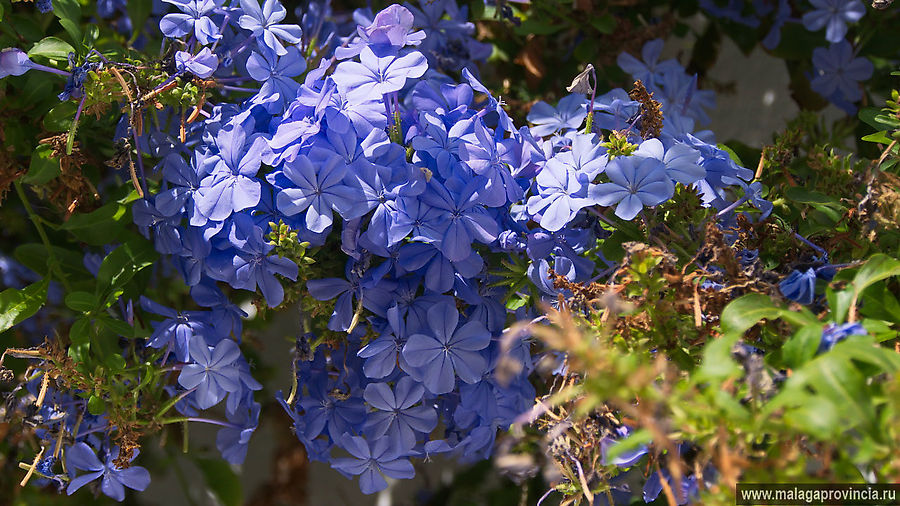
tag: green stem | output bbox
[14,181,73,292]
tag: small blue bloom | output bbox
[363,376,438,452]
[66,443,151,502]
[590,156,674,220]
[160,0,224,46]
[802,0,865,43]
[239,0,303,56]
[818,322,867,354]
[179,338,243,409]
[810,41,873,104]
[401,301,491,394]
[526,94,587,137]
[330,434,415,495]
[175,48,218,78]
[331,46,428,103]
[779,268,817,304]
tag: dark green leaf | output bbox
[195,457,242,506]
[52,0,82,47]
[69,317,91,345]
[95,240,157,303]
[0,279,48,333]
[65,291,97,313]
[23,144,61,185]
[43,100,76,132]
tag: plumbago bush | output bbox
[1,0,899,504]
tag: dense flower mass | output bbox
[0,0,897,503]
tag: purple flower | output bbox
[589,156,674,220]
[810,41,873,103]
[402,301,491,394]
[330,434,415,494]
[179,338,243,409]
[66,443,150,502]
[159,0,224,45]
[363,377,438,451]
[230,231,298,307]
[239,0,303,56]
[175,48,218,78]
[336,4,426,59]
[802,0,865,43]
[0,48,34,78]
[331,46,428,103]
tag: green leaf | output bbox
[81,24,98,50]
[862,130,893,144]
[831,254,900,322]
[23,143,61,185]
[127,0,153,43]
[781,323,824,369]
[98,315,136,338]
[720,293,781,335]
[43,100,76,132]
[52,0,83,48]
[69,317,91,346]
[194,457,242,506]
[87,395,105,415]
[61,201,130,244]
[859,283,900,324]
[65,291,98,312]
[590,14,616,34]
[0,279,49,333]
[14,243,91,280]
[784,187,842,207]
[28,36,75,60]
[95,240,157,304]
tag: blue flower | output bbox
[332,46,428,102]
[526,94,587,137]
[589,156,674,220]
[616,39,682,87]
[246,46,306,111]
[239,0,303,57]
[802,0,865,43]
[195,124,267,223]
[159,0,224,45]
[810,41,873,104]
[818,322,867,354]
[174,48,218,78]
[634,138,705,185]
[526,153,596,232]
[358,305,408,378]
[330,434,415,495]
[779,268,817,304]
[269,151,363,234]
[179,338,243,409]
[140,296,218,361]
[402,301,491,394]
[363,376,438,452]
[216,401,260,464]
[66,443,151,502]
[229,230,298,307]
[418,178,500,262]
